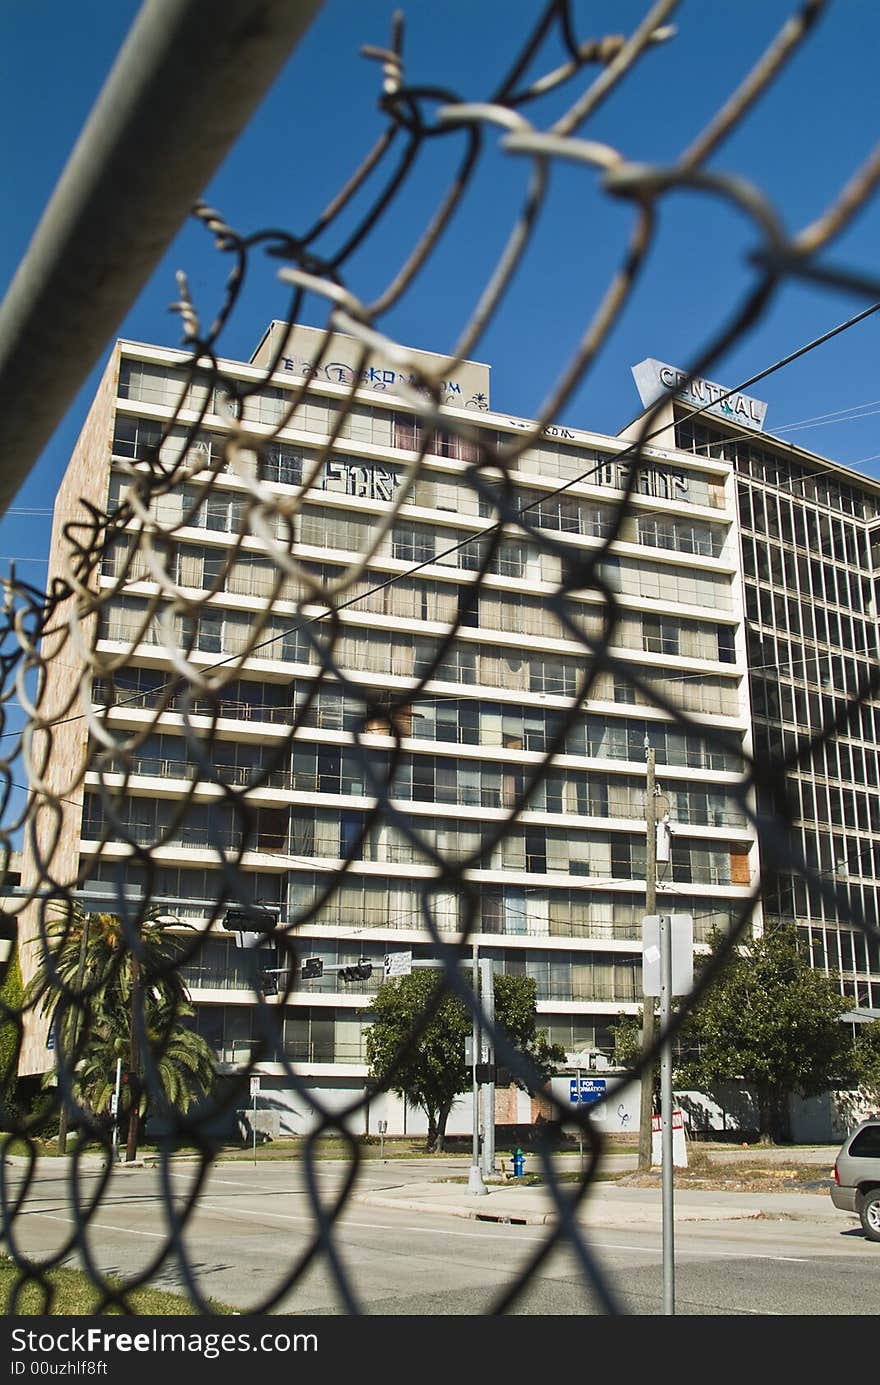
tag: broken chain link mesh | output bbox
[2,0,880,1315]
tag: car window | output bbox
[849,1125,880,1158]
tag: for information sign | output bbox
[569,1077,606,1105]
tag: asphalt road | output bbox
[3,1155,875,1316]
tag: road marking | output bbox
[29,1212,166,1240]
[21,1197,811,1265]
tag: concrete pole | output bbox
[479,958,495,1178]
[468,942,487,1195]
[0,0,324,515]
[638,745,657,1171]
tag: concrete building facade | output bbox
[17,327,797,1134]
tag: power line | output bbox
[775,397,880,432]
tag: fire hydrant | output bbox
[512,1148,525,1178]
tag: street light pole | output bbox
[638,745,658,1172]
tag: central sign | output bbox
[631,357,768,432]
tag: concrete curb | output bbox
[351,1182,846,1229]
[351,1192,554,1225]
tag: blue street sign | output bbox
[569,1077,606,1105]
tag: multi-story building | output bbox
[629,359,880,1019]
[18,326,763,1132]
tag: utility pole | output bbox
[638,744,657,1172]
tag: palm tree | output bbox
[26,904,216,1159]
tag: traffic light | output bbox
[339,961,373,982]
[222,907,279,931]
[301,958,323,979]
[258,971,279,996]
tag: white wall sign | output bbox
[383,951,413,978]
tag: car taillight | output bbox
[833,1160,840,1185]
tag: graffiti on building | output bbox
[505,417,575,440]
[320,458,401,501]
[279,354,467,406]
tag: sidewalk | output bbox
[351,1176,844,1228]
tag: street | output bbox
[3,1155,876,1316]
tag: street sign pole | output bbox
[479,958,495,1178]
[250,1075,260,1165]
[643,910,693,1319]
[468,943,487,1195]
[659,911,674,1316]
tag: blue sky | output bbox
[1,0,879,588]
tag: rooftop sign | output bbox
[252,322,491,411]
[632,357,768,432]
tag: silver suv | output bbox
[830,1118,880,1242]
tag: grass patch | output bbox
[0,1259,234,1315]
[2,1137,65,1159]
[682,1145,833,1183]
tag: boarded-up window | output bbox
[730,849,750,885]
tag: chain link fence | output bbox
[1,0,879,1314]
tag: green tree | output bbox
[0,945,23,1125]
[675,924,852,1143]
[365,969,565,1151]
[25,907,215,1158]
